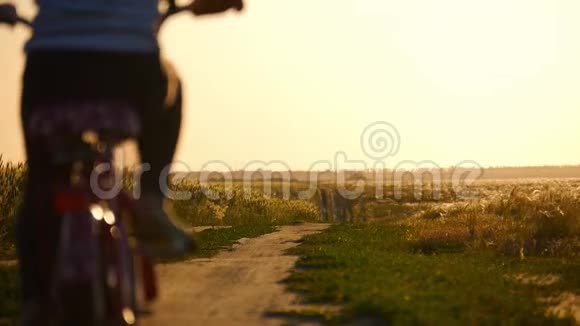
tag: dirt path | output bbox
[141,223,330,326]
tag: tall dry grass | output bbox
[3,157,579,258]
[169,181,319,226]
[0,157,26,258]
[404,183,580,257]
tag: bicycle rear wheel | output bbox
[51,194,137,325]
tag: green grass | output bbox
[193,225,277,258]
[285,223,580,325]
[160,225,277,263]
[0,266,20,323]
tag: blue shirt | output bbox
[26,0,159,53]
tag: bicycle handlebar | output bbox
[0,0,243,30]
[0,3,27,27]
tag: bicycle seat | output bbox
[27,101,142,163]
[27,100,141,144]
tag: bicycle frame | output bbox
[26,101,148,325]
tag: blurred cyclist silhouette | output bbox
[13,0,242,323]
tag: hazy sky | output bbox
[1,0,580,170]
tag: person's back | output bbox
[28,0,158,52]
[16,1,243,324]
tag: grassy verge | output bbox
[160,225,277,263]
[0,225,278,322]
[193,225,277,258]
[0,266,20,324]
[284,223,580,325]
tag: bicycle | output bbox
[0,1,242,324]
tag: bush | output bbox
[170,181,319,226]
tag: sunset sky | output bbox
[1,0,580,171]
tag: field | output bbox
[1,158,580,324]
[284,224,579,324]
[282,179,580,324]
